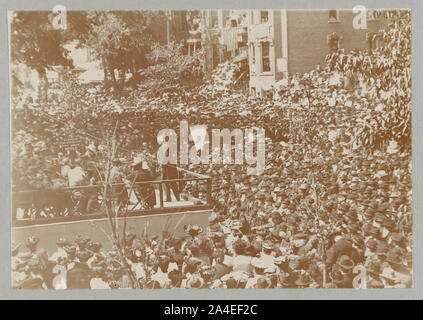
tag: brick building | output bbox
[247,9,389,95]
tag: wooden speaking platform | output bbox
[12,167,213,253]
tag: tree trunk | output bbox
[103,55,117,89]
[102,56,109,83]
[131,51,136,76]
[37,68,48,103]
[109,65,117,87]
[129,50,139,89]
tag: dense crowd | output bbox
[11,10,412,288]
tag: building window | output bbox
[260,11,269,24]
[366,32,383,50]
[327,32,342,52]
[366,32,374,49]
[262,42,271,72]
[367,9,380,21]
[328,10,340,22]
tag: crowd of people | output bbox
[11,10,412,288]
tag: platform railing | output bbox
[12,166,212,227]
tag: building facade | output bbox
[200,10,248,73]
[247,9,389,95]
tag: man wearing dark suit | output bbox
[162,164,180,201]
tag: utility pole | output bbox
[166,10,172,44]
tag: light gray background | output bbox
[0,0,421,300]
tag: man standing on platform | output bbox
[162,164,180,202]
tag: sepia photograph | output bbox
[9,8,412,290]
